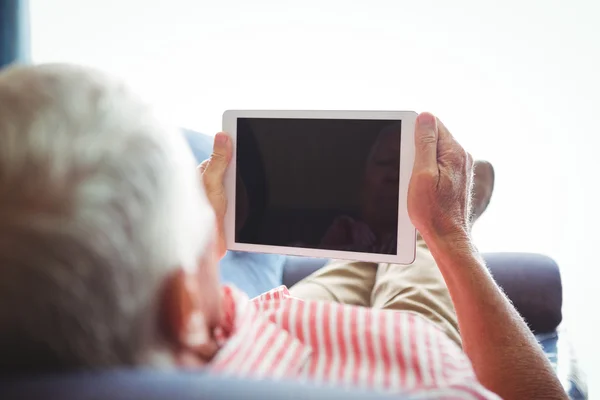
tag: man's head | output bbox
[361,123,401,235]
[0,64,221,372]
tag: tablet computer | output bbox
[223,110,417,264]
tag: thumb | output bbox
[413,112,439,172]
[198,159,209,175]
[203,132,232,191]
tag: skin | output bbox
[164,117,567,399]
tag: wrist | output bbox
[420,229,478,265]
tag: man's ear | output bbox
[159,267,218,363]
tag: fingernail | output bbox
[417,113,436,129]
[215,132,228,146]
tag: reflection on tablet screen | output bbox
[236,118,401,255]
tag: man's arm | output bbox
[408,112,566,400]
[427,234,566,400]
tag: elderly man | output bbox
[0,64,565,399]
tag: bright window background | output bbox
[31,0,599,391]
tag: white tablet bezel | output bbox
[223,110,417,265]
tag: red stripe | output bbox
[440,345,452,383]
[288,343,308,378]
[364,308,376,387]
[294,301,307,342]
[409,315,423,385]
[307,301,320,377]
[429,326,443,387]
[266,335,294,376]
[275,303,290,332]
[307,301,319,346]
[336,306,348,382]
[211,307,258,369]
[350,307,361,384]
[321,303,333,381]
[265,300,303,377]
[246,325,280,373]
[212,320,259,371]
[230,321,270,372]
[425,327,436,387]
[378,311,392,388]
[393,312,408,387]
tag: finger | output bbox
[466,152,474,175]
[203,132,232,191]
[197,159,209,175]
[413,112,439,172]
[436,117,454,144]
[437,118,468,169]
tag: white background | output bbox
[30,0,600,395]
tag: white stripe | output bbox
[312,301,327,382]
[297,302,312,379]
[415,316,433,387]
[302,300,311,344]
[273,300,284,328]
[342,305,355,385]
[212,306,256,365]
[237,323,277,375]
[371,310,384,389]
[443,350,473,375]
[327,304,340,385]
[269,300,300,379]
[253,331,288,378]
[429,327,445,387]
[401,312,416,389]
[288,298,299,336]
[357,307,369,387]
[224,316,264,371]
[385,311,401,391]
[271,340,300,379]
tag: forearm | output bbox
[426,234,567,400]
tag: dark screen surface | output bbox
[235,118,401,255]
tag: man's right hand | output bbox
[407,112,474,244]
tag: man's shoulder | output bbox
[251,285,292,303]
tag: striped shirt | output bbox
[210,285,500,399]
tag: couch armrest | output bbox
[485,253,562,333]
[282,252,562,334]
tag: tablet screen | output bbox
[235,118,401,255]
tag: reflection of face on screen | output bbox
[235,118,401,255]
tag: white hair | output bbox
[0,64,214,371]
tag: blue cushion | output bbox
[0,370,405,400]
[182,128,285,298]
[219,251,286,297]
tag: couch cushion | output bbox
[0,370,405,400]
